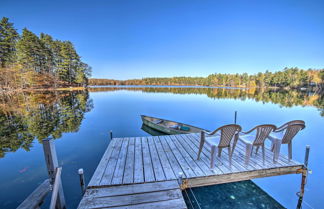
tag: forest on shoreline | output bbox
[0,17,91,90]
[90,67,324,89]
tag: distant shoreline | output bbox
[1,84,319,93]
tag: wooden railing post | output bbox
[43,139,66,209]
[50,167,62,209]
[43,139,58,183]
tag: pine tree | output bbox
[39,33,55,73]
[56,41,80,84]
[0,17,19,67]
[16,28,47,72]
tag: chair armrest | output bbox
[267,135,278,142]
[202,130,212,135]
[202,129,218,136]
[241,127,257,135]
[238,137,252,145]
[275,123,288,132]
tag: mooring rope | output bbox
[303,200,315,209]
[178,172,202,209]
[188,187,202,209]
[183,188,195,209]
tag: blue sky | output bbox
[1,0,324,79]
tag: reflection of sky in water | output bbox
[0,88,323,208]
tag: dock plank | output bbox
[106,198,187,209]
[142,137,155,182]
[158,136,185,178]
[111,138,129,185]
[100,139,123,186]
[78,180,187,209]
[169,135,205,177]
[83,180,181,198]
[134,137,144,183]
[178,134,223,175]
[186,134,234,173]
[148,136,166,181]
[81,189,182,208]
[123,137,135,184]
[163,135,197,178]
[153,136,176,180]
[88,139,117,187]
[176,134,216,176]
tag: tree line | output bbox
[89,68,324,89]
[0,17,91,90]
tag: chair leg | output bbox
[288,142,292,161]
[228,147,232,166]
[232,134,238,154]
[210,146,216,168]
[262,145,265,163]
[273,139,282,163]
[218,147,222,157]
[270,140,275,152]
[255,146,259,154]
[227,146,231,157]
[197,138,204,160]
[245,144,252,165]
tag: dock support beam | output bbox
[43,139,66,209]
[296,145,310,209]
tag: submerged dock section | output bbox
[78,133,305,208]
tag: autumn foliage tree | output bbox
[0,17,91,89]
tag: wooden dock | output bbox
[78,133,305,209]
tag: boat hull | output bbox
[141,115,206,135]
[142,119,186,135]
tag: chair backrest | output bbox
[275,120,305,144]
[281,123,305,144]
[217,124,242,148]
[276,120,305,132]
[253,124,277,146]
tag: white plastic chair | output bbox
[239,124,276,165]
[197,124,242,168]
[268,120,305,161]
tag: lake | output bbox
[0,87,323,208]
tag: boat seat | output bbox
[180,126,190,131]
[169,124,179,129]
[152,119,163,124]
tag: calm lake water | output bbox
[0,87,323,208]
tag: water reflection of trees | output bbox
[0,90,93,158]
[90,87,324,116]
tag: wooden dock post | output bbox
[234,111,237,124]
[197,131,205,160]
[43,138,66,209]
[296,145,310,209]
[109,130,112,140]
[177,172,183,185]
[78,168,86,194]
